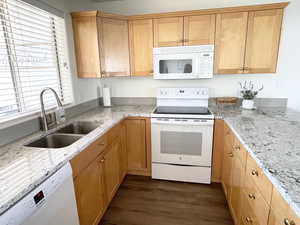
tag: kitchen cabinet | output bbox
[74,157,106,225]
[129,19,154,76]
[125,118,151,176]
[71,11,101,78]
[244,9,283,73]
[99,18,130,77]
[120,122,128,180]
[184,14,216,45]
[221,123,234,198]
[215,9,284,75]
[268,188,300,225]
[212,119,224,182]
[102,137,121,203]
[229,153,244,224]
[154,17,184,47]
[214,12,248,74]
[71,12,130,78]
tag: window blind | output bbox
[0,0,73,123]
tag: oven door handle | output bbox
[151,118,214,126]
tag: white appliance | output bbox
[103,85,112,107]
[0,163,80,225]
[151,88,214,184]
[153,45,214,80]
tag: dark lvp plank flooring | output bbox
[99,175,234,225]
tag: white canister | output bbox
[242,99,255,110]
[103,86,111,107]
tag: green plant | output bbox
[239,81,264,100]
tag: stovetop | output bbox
[154,106,211,115]
[152,106,214,119]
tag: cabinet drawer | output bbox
[268,188,300,225]
[246,154,273,204]
[71,135,108,178]
[233,138,247,166]
[241,195,261,225]
[243,175,270,225]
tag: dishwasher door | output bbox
[0,163,80,225]
[22,176,80,225]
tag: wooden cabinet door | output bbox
[74,158,106,225]
[222,125,234,198]
[244,9,283,73]
[268,188,300,225]
[99,18,130,77]
[229,156,244,224]
[154,17,184,47]
[214,12,248,74]
[129,19,154,76]
[184,14,215,45]
[212,119,224,182]
[103,140,121,203]
[72,13,101,78]
[120,124,128,181]
[125,118,151,176]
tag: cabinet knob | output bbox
[245,217,253,224]
[284,219,296,225]
[234,145,240,151]
[248,193,256,200]
[251,170,259,176]
[228,152,234,158]
[100,158,105,163]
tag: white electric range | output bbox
[151,87,214,184]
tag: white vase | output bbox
[242,99,255,110]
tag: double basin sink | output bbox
[25,121,103,149]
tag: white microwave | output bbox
[153,45,214,80]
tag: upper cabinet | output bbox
[72,12,101,78]
[184,14,216,45]
[215,9,284,74]
[154,17,184,47]
[214,12,249,74]
[71,3,288,78]
[99,18,130,77]
[71,12,130,78]
[244,9,283,73]
[153,15,216,47]
[129,19,154,76]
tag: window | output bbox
[0,0,73,123]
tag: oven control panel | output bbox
[157,88,209,99]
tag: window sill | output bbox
[0,103,74,130]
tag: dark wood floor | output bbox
[99,175,234,225]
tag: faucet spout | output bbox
[40,87,65,131]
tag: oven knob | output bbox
[179,156,182,160]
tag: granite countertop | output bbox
[0,105,154,215]
[1,103,300,218]
[210,103,300,217]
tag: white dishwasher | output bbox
[0,163,80,225]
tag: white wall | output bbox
[55,0,300,110]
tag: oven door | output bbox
[153,53,199,79]
[151,118,214,167]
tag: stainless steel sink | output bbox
[25,134,82,149]
[55,121,103,135]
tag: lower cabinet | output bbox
[102,137,121,203]
[125,118,151,176]
[221,121,300,225]
[71,118,151,225]
[74,157,106,225]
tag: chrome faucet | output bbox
[40,87,66,131]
